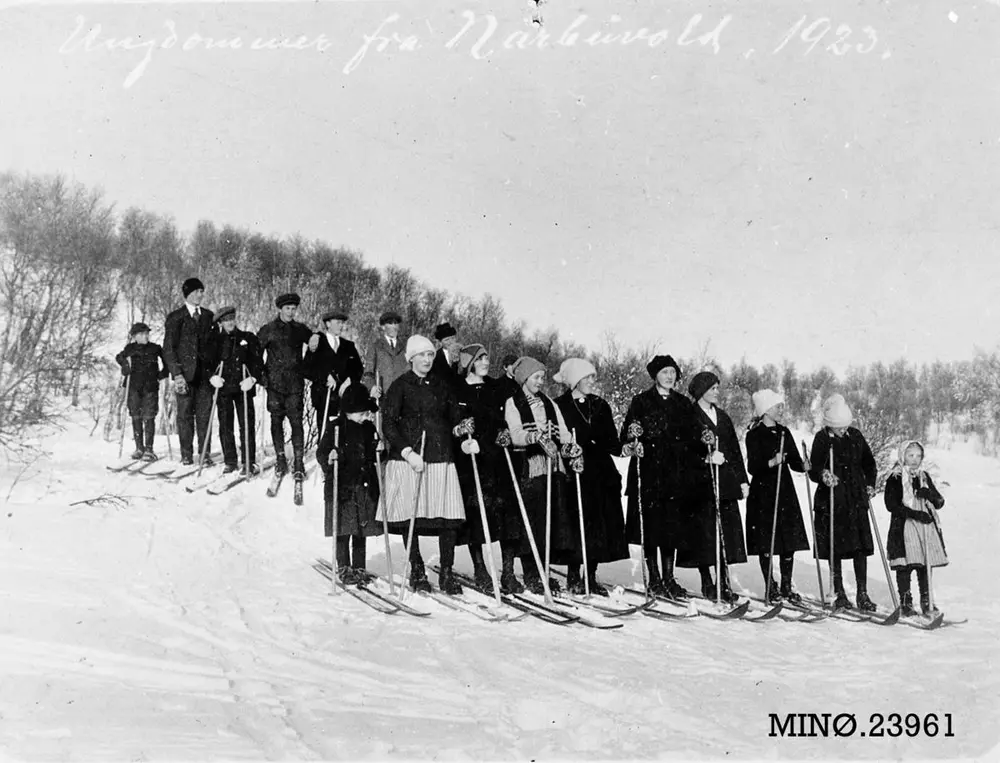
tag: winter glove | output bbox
[700,429,717,447]
[209,375,224,389]
[120,365,131,377]
[460,439,480,455]
[570,455,584,473]
[768,452,786,468]
[905,508,934,524]
[560,442,583,459]
[627,422,643,440]
[495,430,512,448]
[173,376,189,396]
[707,450,725,466]
[867,485,878,498]
[308,334,320,352]
[403,448,425,473]
[820,469,840,488]
[625,441,645,459]
[539,437,559,460]
[338,377,352,395]
[326,447,339,465]
[452,418,475,438]
[239,376,256,392]
[914,486,934,501]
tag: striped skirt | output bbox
[890,513,949,569]
[377,460,466,534]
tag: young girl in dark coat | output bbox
[884,440,948,617]
[115,322,169,460]
[554,358,629,596]
[453,344,523,595]
[679,371,749,604]
[808,394,879,612]
[619,354,698,599]
[744,390,810,603]
[317,383,384,585]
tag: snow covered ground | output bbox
[1,408,998,760]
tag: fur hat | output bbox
[340,383,377,414]
[129,322,151,337]
[379,310,402,326]
[214,306,236,323]
[646,354,680,380]
[752,389,785,417]
[688,371,720,402]
[322,309,348,323]
[513,356,546,386]
[434,322,457,341]
[275,293,301,309]
[822,394,853,429]
[458,343,488,376]
[554,358,597,390]
[405,335,435,362]
[182,277,205,298]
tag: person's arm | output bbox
[505,397,532,447]
[162,313,183,378]
[918,474,946,510]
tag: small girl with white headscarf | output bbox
[884,440,948,617]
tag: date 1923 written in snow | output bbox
[769,712,955,739]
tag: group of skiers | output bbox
[115,277,949,616]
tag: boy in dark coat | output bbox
[303,309,364,435]
[317,384,384,584]
[258,293,315,480]
[207,306,263,475]
[163,277,216,465]
[115,322,168,460]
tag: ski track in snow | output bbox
[1,414,999,760]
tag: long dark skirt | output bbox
[456,453,522,545]
[569,462,629,564]
[517,472,580,566]
[676,498,748,568]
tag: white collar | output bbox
[185,302,200,317]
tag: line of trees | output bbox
[3,170,999,481]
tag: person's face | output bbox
[472,353,490,377]
[220,317,237,334]
[656,367,677,391]
[134,331,150,345]
[524,370,545,395]
[187,289,204,306]
[765,403,785,423]
[576,374,597,397]
[504,364,516,378]
[279,304,297,322]
[412,350,435,375]
[443,335,460,353]
[325,318,345,336]
[830,426,848,437]
[904,445,923,470]
[383,321,400,339]
[701,384,720,406]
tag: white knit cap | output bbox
[405,334,435,362]
[553,358,597,391]
[822,393,853,429]
[752,390,785,417]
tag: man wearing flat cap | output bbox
[207,307,264,475]
[430,321,461,387]
[163,277,216,465]
[362,309,409,399]
[257,293,314,480]
[303,309,364,435]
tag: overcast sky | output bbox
[2,0,998,374]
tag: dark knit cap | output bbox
[501,353,519,369]
[688,371,720,402]
[129,322,151,336]
[340,383,377,414]
[322,309,348,323]
[182,277,205,298]
[646,354,681,380]
[275,293,301,309]
[434,322,457,341]
[215,306,236,323]
[379,310,403,326]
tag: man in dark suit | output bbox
[303,309,364,436]
[362,310,408,401]
[431,321,461,387]
[495,353,521,407]
[163,277,216,465]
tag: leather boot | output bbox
[586,563,609,597]
[130,419,144,460]
[500,545,524,594]
[566,565,586,595]
[409,557,432,593]
[521,556,545,595]
[470,545,494,595]
[438,566,463,595]
[662,552,688,600]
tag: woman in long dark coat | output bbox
[377,335,471,595]
[504,356,582,595]
[317,383,383,584]
[619,355,699,599]
[678,371,748,604]
[554,358,629,596]
[744,390,810,603]
[453,344,523,595]
[808,393,878,612]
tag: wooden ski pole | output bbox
[503,445,554,604]
[711,439,730,605]
[400,431,427,598]
[765,432,786,601]
[241,365,251,477]
[801,440,825,606]
[330,425,341,594]
[163,378,173,461]
[118,367,131,459]
[866,493,900,612]
[468,433,502,607]
[632,428,650,596]
[571,429,590,598]
[197,362,224,478]
[544,449,553,584]
[829,447,835,602]
[374,371,394,597]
